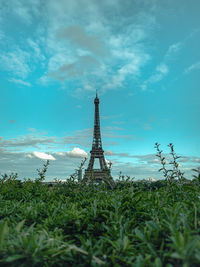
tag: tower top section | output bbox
[94,89,99,104]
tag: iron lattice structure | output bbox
[84,92,113,184]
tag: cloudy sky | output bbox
[0,0,200,181]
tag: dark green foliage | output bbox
[0,176,200,266]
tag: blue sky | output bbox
[0,0,200,181]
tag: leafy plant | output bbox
[154,142,186,185]
[36,160,50,182]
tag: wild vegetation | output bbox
[0,143,200,266]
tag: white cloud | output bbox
[26,153,34,159]
[27,38,45,62]
[8,78,31,87]
[55,152,65,156]
[46,23,110,83]
[5,0,41,24]
[141,63,169,90]
[47,52,75,73]
[165,42,182,59]
[66,147,88,158]
[1,0,181,95]
[14,2,33,24]
[0,1,160,95]
[0,134,58,149]
[140,39,184,91]
[50,55,100,81]
[0,49,31,79]
[56,25,108,57]
[156,63,168,74]
[37,1,155,92]
[184,61,200,74]
[102,51,150,91]
[33,151,56,160]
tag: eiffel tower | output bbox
[84,91,114,186]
